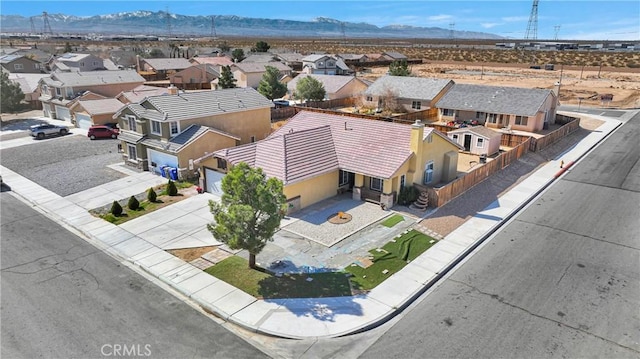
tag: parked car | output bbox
[88,125,119,140]
[30,123,69,140]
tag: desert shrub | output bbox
[166,180,178,196]
[127,196,140,210]
[147,187,157,202]
[110,200,123,216]
[397,186,420,206]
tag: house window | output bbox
[93,61,99,66]
[318,61,324,67]
[55,87,62,96]
[151,120,162,135]
[366,96,373,102]
[424,161,434,184]
[487,113,498,124]
[442,109,454,116]
[339,170,349,186]
[169,121,179,136]
[400,174,406,189]
[412,101,422,110]
[80,62,84,67]
[126,115,137,132]
[250,136,256,143]
[515,115,528,126]
[452,134,459,141]
[327,61,334,67]
[217,158,227,170]
[370,177,382,192]
[477,138,484,148]
[426,133,433,143]
[475,111,486,120]
[13,63,24,70]
[127,144,137,162]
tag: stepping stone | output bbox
[189,258,215,270]
[201,248,232,264]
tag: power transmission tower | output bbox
[341,22,347,44]
[165,7,172,37]
[210,16,217,38]
[524,0,539,40]
[449,22,455,41]
[30,17,36,34]
[42,11,53,35]
[553,25,561,40]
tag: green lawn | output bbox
[345,229,436,290]
[381,214,405,228]
[205,256,352,299]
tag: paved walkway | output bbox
[0,110,629,339]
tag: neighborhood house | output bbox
[362,75,454,114]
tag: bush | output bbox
[147,187,157,202]
[397,186,420,206]
[103,213,117,223]
[166,180,178,196]
[127,195,140,210]
[110,200,123,216]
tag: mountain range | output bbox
[0,11,503,39]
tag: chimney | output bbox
[168,84,178,95]
[410,120,425,173]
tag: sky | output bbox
[1,0,639,40]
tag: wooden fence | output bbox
[530,117,581,152]
[426,138,531,207]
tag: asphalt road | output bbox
[0,134,125,196]
[0,192,270,359]
[358,113,640,358]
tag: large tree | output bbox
[257,66,287,100]
[294,76,326,102]
[208,162,287,269]
[217,65,237,89]
[0,71,24,113]
[231,48,245,63]
[388,59,411,76]
[252,41,270,53]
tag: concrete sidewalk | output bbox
[0,111,627,339]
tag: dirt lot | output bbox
[360,62,640,109]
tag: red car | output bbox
[88,125,119,140]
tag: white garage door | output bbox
[55,105,71,122]
[75,114,92,129]
[147,149,178,176]
[205,168,225,195]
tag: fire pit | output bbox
[327,211,352,224]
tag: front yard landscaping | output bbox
[381,214,405,228]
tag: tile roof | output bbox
[302,54,331,62]
[77,98,125,115]
[214,125,339,185]
[274,53,304,62]
[364,75,453,101]
[216,111,457,182]
[241,54,278,63]
[7,73,48,93]
[434,83,554,117]
[118,85,170,103]
[0,54,24,63]
[191,56,234,66]
[232,62,291,73]
[142,58,192,71]
[57,53,92,62]
[142,124,238,153]
[337,54,366,60]
[48,70,145,87]
[117,87,273,122]
[287,74,365,95]
[448,125,502,139]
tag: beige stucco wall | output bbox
[176,131,238,170]
[332,80,369,100]
[284,171,339,209]
[412,133,459,186]
[179,108,271,144]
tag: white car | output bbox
[30,123,69,140]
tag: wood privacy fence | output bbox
[529,117,581,152]
[426,138,531,207]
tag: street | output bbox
[0,192,270,359]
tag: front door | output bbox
[463,134,472,151]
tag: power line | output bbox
[553,25,561,41]
[449,22,455,40]
[525,0,539,40]
[210,16,217,38]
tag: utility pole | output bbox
[449,22,455,42]
[210,16,217,39]
[553,25,561,41]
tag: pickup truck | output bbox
[30,123,69,140]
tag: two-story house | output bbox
[0,54,44,74]
[38,70,145,121]
[301,54,352,75]
[362,75,454,114]
[113,87,274,179]
[169,64,220,90]
[49,53,115,72]
[287,74,369,100]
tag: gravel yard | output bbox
[0,134,125,196]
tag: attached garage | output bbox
[204,168,225,195]
[55,105,71,122]
[147,149,178,176]
[75,113,93,129]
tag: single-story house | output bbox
[229,62,292,89]
[137,57,192,81]
[362,75,454,114]
[7,72,48,109]
[70,98,125,129]
[197,111,462,211]
[434,83,558,132]
[287,74,369,100]
[447,126,502,155]
[114,87,274,177]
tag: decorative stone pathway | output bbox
[189,258,215,270]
